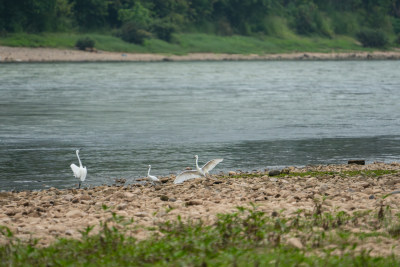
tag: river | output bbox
[1,60,399,191]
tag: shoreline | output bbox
[1,162,400,256]
[2,46,400,62]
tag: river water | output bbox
[1,61,399,191]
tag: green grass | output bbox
[1,204,399,266]
[0,32,384,55]
[280,169,398,178]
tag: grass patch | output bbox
[1,204,399,266]
[226,169,398,180]
[0,32,384,54]
[282,169,398,178]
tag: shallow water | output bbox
[1,61,399,191]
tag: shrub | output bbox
[217,18,233,36]
[120,21,151,45]
[356,29,389,48]
[151,20,176,42]
[391,17,400,34]
[332,12,360,35]
[292,2,332,37]
[262,16,291,37]
[75,37,95,50]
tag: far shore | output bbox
[1,46,400,62]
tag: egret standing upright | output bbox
[70,149,87,188]
[147,165,160,185]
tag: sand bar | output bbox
[1,46,400,62]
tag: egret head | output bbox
[148,165,151,168]
[194,155,198,159]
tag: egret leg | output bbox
[78,181,81,189]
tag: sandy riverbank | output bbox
[1,162,400,256]
[1,46,400,62]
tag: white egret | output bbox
[70,149,87,188]
[173,155,223,184]
[147,165,160,185]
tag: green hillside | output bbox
[1,0,400,53]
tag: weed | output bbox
[1,204,400,266]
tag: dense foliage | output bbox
[1,0,400,45]
[356,28,390,47]
[75,36,96,50]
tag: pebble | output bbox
[287,237,303,249]
[64,194,74,201]
[65,229,74,236]
[186,200,202,206]
[160,195,169,201]
[66,209,87,218]
[117,203,127,210]
[306,177,317,186]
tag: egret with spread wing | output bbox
[174,155,223,184]
[147,165,160,185]
[70,149,87,188]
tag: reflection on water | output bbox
[0,61,399,191]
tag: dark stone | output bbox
[160,195,169,201]
[160,178,170,184]
[5,211,16,216]
[186,200,202,206]
[271,211,278,217]
[369,195,375,199]
[269,170,281,176]
[36,207,46,213]
[348,160,365,165]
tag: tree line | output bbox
[1,0,400,45]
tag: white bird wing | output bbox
[173,170,202,184]
[80,167,87,182]
[70,164,80,178]
[202,158,223,173]
[149,175,159,182]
